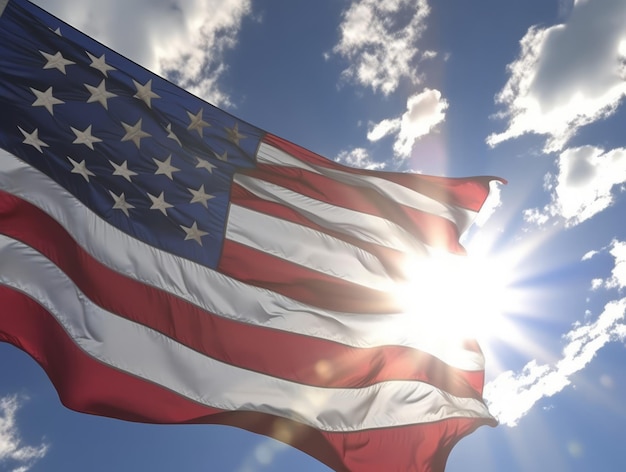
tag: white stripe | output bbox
[0,149,484,370]
[233,173,428,255]
[0,0,9,17]
[0,234,494,431]
[257,142,477,233]
[226,204,395,291]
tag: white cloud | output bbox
[0,395,48,472]
[35,0,252,106]
[523,145,626,227]
[605,240,626,290]
[235,437,288,472]
[332,0,431,95]
[367,89,448,158]
[590,278,604,290]
[335,148,386,170]
[521,207,551,227]
[367,118,400,142]
[487,0,626,152]
[485,298,626,426]
[581,249,599,261]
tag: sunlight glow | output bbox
[395,250,516,344]
[392,218,561,378]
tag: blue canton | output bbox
[0,0,264,268]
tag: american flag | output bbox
[0,0,497,470]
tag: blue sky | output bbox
[1,0,626,470]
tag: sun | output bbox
[393,245,521,348]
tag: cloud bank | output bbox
[487,0,626,152]
[0,395,48,472]
[332,0,431,95]
[588,240,626,291]
[367,88,448,158]
[523,145,626,227]
[485,240,626,426]
[334,148,386,170]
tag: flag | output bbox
[0,0,497,470]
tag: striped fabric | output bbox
[0,1,497,471]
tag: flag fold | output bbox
[0,1,497,470]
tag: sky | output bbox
[1,0,626,470]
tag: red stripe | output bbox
[230,182,408,280]
[0,286,345,471]
[0,191,485,397]
[238,165,467,254]
[219,239,403,314]
[0,286,495,472]
[263,133,503,212]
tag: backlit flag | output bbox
[0,0,498,470]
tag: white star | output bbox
[40,50,75,74]
[109,191,134,217]
[71,125,102,150]
[52,27,62,36]
[153,155,180,179]
[133,79,160,108]
[147,192,173,216]
[18,127,48,153]
[109,160,138,182]
[180,221,208,245]
[214,150,228,162]
[188,184,214,208]
[121,118,151,148]
[85,80,116,109]
[86,51,116,76]
[166,123,181,145]
[186,109,210,137]
[67,156,95,182]
[30,86,64,115]
[225,122,246,146]
[196,156,216,173]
